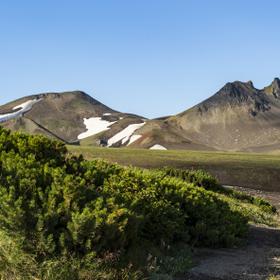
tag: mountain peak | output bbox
[271,77,280,88]
[222,80,255,91]
[192,79,272,119]
[246,80,254,87]
[264,78,280,97]
[39,90,90,99]
[217,80,257,101]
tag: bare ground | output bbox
[182,187,280,280]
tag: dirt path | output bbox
[182,187,280,280]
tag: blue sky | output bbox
[1,0,279,118]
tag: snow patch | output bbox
[127,135,142,146]
[103,113,112,116]
[150,144,167,150]
[108,122,145,147]
[0,98,42,123]
[78,117,116,140]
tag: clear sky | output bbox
[1,0,279,118]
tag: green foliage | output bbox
[0,127,67,165]
[159,167,224,192]
[220,194,279,227]
[159,167,277,216]
[0,127,258,279]
[229,191,277,214]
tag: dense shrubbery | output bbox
[0,127,274,279]
[159,167,277,215]
[158,167,223,192]
[227,190,277,214]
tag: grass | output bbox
[67,146,280,192]
[220,194,279,227]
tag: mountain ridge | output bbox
[165,78,280,151]
[0,91,145,145]
[2,78,280,152]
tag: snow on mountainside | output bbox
[78,117,117,140]
[108,122,145,147]
[127,135,142,146]
[0,91,146,147]
[150,144,167,150]
[0,98,42,123]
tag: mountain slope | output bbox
[0,91,145,144]
[130,118,215,151]
[2,78,280,152]
[163,78,280,151]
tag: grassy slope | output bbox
[68,146,280,192]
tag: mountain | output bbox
[163,78,280,151]
[0,91,145,145]
[154,78,280,152]
[2,78,280,152]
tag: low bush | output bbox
[159,167,277,215]
[229,191,277,214]
[0,128,251,278]
[159,167,224,192]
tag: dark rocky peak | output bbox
[221,80,256,94]
[195,80,271,117]
[246,80,255,87]
[271,77,280,87]
[264,78,280,98]
[213,80,258,104]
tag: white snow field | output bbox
[108,122,145,147]
[150,144,167,150]
[78,117,116,140]
[0,98,42,123]
[127,135,142,146]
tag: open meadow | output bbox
[68,146,280,192]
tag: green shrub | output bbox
[102,169,248,247]
[0,128,250,278]
[159,167,223,192]
[159,167,277,215]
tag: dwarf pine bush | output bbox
[0,127,250,278]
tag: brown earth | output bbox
[182,187,280,280]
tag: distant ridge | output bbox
[0,91,145,146]
[162,78,280,151]
[2,78,280,152]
